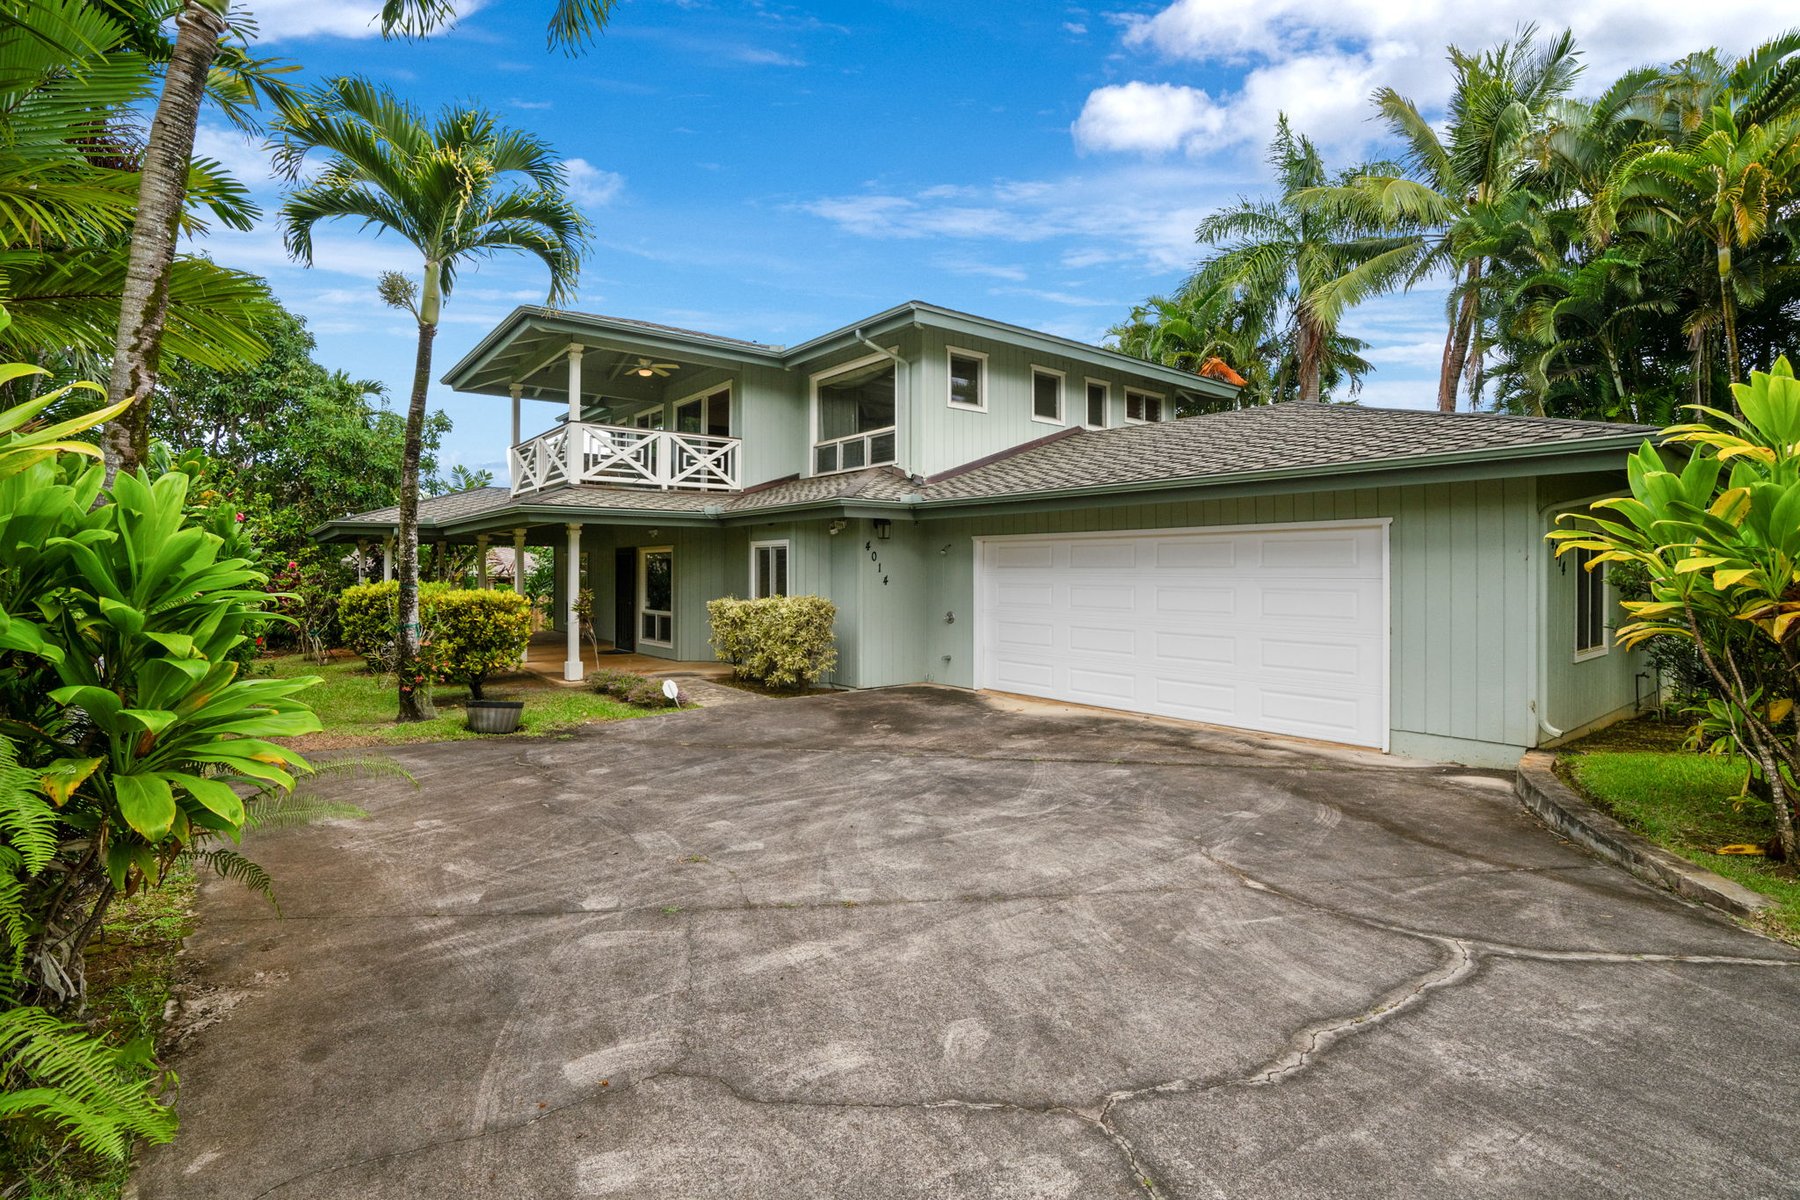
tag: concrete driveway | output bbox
[135,688,1800,1200]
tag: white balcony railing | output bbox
[509,422,742,495]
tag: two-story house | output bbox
[315,300,1651,768]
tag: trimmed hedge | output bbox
[707,595,837,690]
[336,581,530,696]
[434,589,533,698]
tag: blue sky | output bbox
[192,0,1768,478]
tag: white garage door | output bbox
[975,522,1389,749]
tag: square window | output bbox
[1032,369,1063,422]
[948,351,985,409]
[1125,390,1163,423]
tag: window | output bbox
[1031,367,1064,424]
[1085,380,1109,428]
[751,541,789,599]
[1574,546,1608,659]
[632,409,664,430]
[675,387,731,438]
[1125,389,1164,423]
[814,355,898,474]
[948,349,986,410]
[639,547,673,646]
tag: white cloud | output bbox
[1086,0,1778,160]
[800,162,1252,273]
[565,160,625,207]
[192,125,275,186]
[1073,82,1228,155]
[732,46,805,67]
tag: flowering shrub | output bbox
[707,595,837,690]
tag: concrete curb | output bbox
[1514,751,1773,917]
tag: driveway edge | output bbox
[1514,750,1774,917]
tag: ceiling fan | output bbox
[616,356,680,379]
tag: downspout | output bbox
[1532,497,1566,742]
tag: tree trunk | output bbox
[104,0,228,478]
[395,264,442,722]
[1462,261,1486,408]
[1437,261,1480,413]
[1296,318,1323,404]
[1718,242,1742,390]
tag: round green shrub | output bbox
[433,589,533,698]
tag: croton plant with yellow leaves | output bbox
[1551,359,1800,861]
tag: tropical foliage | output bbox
[1550,361,1800,861]
[1116,28,1800,418]
[274,78,589,722]
[0,365,320,1169]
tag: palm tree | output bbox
[1187,118,1415,404]
[1308,26,1582,410]
[1597,104,1800,384]
[275,78,588,722]
[105,0,617,474]
[0,0,273,386]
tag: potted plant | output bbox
[431,589,533,733]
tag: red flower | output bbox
[287,560,297,569]
[234,511,246,523]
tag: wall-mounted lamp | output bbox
[646,529,661,540]
[828,519,848,536]
[872,518,892,541]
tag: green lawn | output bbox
[264,653,653,749]
[1562,721,1800,942]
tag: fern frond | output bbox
[0,736,59,874]
[188,848,275,911]
[0,1006,176,1161]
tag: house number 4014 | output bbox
[864,541,888,585]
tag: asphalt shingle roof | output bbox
[915,403,1654,501]
[325,404,1652,533]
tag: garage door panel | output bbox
[1067,542,1137,569]
[1154,586,1236,616]
[1154,540,1235,569]
[1067,667,1137,704]
[1068,625,1135,655]
[979,525,1388,750]
[1068,583,1136,610]
[1154,630,1236,665]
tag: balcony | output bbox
[510,422,741,496]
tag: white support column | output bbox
[382,535,394,582]
[563,523,584,681]
[510,383,523,447]
[566,344,584,424]
[355,539,369,584]
[475,534,490,588]
[514,528,529,663]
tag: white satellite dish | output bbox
[662,679,680,702]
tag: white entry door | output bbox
[974,522,1389,749]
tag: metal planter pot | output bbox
[465,699,524,734]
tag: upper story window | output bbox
[675,386,731,438]
[1032,367,1065,424]
[1085,380,1109,429]
[632,408,664,430]
[948,349,986,410]
[814,354,897,474]
[1125,389,1164,423]
[1574,547,1609,659]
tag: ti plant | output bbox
[1550,358,1800,860]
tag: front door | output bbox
[638,547,674,649]
[613,548,637,651]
